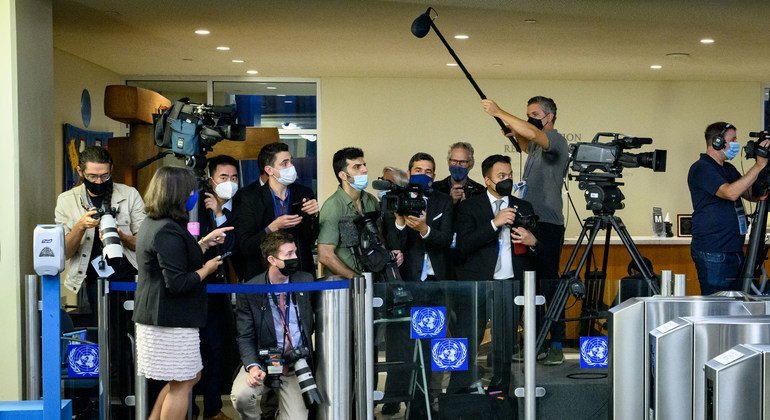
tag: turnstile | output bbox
[609,296,769,420]
[649,315,770,420]
[704,344,770,420]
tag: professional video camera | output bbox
[569,132,667,212]
[92,206,123,267]
[372,178,430,217]
[154,98,246,169]
[744,131,770,159]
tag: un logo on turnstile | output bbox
[579,336,608,368]
[411,306,446,339]
[67,344,99,378]
[431,338,468,371]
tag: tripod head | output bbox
[570,174,625,214]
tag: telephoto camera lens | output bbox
[294,358,324,408]
[99,209,123,266]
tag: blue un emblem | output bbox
[67,344,99,378]
[431,338,468,371]
[411,306,446,339]
[579,336,608,368]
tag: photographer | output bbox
[318,147,402,278]
[230,231,315,420]
[453,154,539,393]
[236,142,319,280]
[688,122,770,294]
[481,97,569,364]
[432,142,485,205]
[380,152,453,415]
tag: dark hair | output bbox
[408,152,435,172]
[704,121,735,145]
[627,257,653,276]
[258,142,290,174]
[528,96,558,123]
[78,146,113,171]
[261,231,295,261]
[481,154,511,178]
[332,147,364,185]
[207,155,239,178]
[144,166,197,222]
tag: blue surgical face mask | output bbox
[724,141,740,160]
[185,190,199,211]
[448,165,469,181]
[409,173,433,189]
[348,174,369,191]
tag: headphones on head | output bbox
[712,123,733,151]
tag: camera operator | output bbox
[432,142,485,205]
[236,143,319,281]
[688,122,770,294]
[380,152,453,415]
[453,154,539,394]
[55,146,145,415]
[481,97,569,364]
[318,147,403,278]
[193,154,239,420]
[230,231,315,420]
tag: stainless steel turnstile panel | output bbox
[649,316,770,420]
[704,344,770,420]
[609,296,768,420]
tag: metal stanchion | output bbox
[363,272,375,419]
[25,274,41,400]
[514,271,546,420]
[97,277,111,420]
[315,280,351,420]
[674,274,686,296]
[352,274,371,420]
[660,270,672,296]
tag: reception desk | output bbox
[560,235,700,338]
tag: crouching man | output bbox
[230,231,316,419]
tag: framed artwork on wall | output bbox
[677,214,693,237]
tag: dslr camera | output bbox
[510,205,539,232]
[91,206,123,267]
[258,347,284,389]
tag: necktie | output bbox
[494,200,505,272]
[279,293,292,374]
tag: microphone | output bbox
[372,179,394,191]
[338,215,360,249]
[411,8,433,38]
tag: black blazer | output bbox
[234,183,319,280]
[384,191,454,281]
[133,217,207,328]
[432,175,486,206]
[235,271,315,370]
[455,193,538,281]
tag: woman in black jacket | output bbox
[133,166,233,420]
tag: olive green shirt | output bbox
[318,186,380,276]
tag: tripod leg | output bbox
[741,199,768,293]
[610,217,660,295]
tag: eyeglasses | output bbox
[83,173,112,182]
[448,159,471,167]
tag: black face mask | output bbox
[494,179,513,196]
[277,258,300,276]
[527,116,546,130]
[83,178,113,197]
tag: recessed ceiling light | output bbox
[194,29,210,35]
[105,10,121,17]
[276,94,287,97]
[231,59,244,63]
[266,86,277,90]
[454,34,469,40]
[524,19,537,24]
[246,70,258,75]
[666,52,691,60]
[700,38,715,44]
[216,46,230,51]
[492,63,503,67]
[284,100,293,104]
[447,63,458,67]
[650,65,662,69]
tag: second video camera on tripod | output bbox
[372,178,431,217]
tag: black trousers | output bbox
[534,222,566,344]
[193,295,235,417]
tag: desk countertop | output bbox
[564,235,691,246]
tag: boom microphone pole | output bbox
[411,7,521,153]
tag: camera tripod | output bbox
[740,194,770,294]
[535,211,660,354]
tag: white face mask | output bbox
[214,181,238,200]
[274,165,298,186]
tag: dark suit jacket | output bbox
[234,183,319,280]
[432,175,486,205]
[455,192,538,281]
[133,217,207,328]
[384,190,454,281]
[235,271,315,370]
